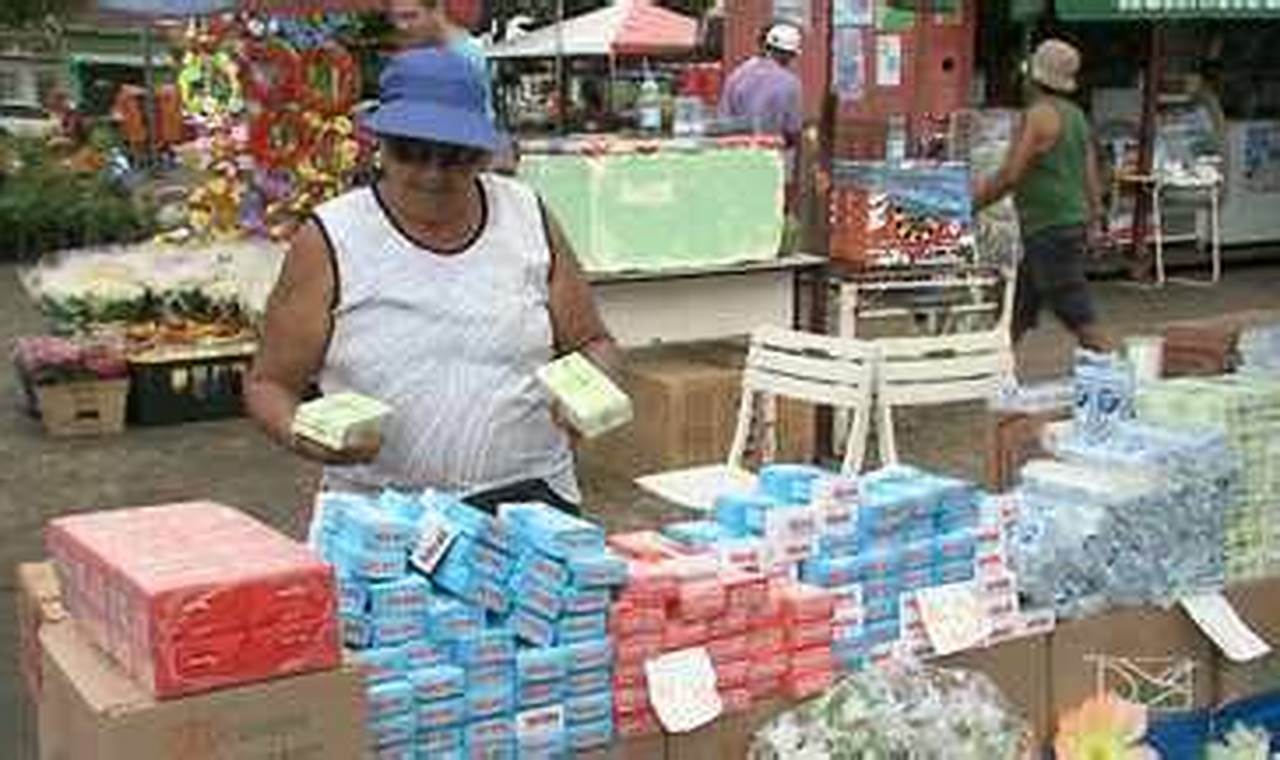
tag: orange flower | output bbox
[1055,694,1159,760]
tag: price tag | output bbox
[410,512,458,575]
[915,582,992,656]
[644,647,722,733]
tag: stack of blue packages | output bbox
[1073,349,1136,443]
[800,465,984,670]
[497,502,624,754]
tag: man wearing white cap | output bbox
[976,39,1112,352]
[719,22,804,148]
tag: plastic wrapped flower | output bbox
[1205,723,1271,760]
[1055,694,1158,760]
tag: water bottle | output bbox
[637,72,662,135]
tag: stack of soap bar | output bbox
[1137,375,1280,582]
[608,524,804,727]
[1072,350,1135,443]
[46,502,341,699]
[536,352,633,439]
[497,502,624,752]
[292,392,391,451]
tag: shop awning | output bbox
[486,0,698,59]
[1055,0,1280,21]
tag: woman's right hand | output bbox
[293,431,382,466]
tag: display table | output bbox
[587,254,827,347]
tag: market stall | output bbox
[18,310,1280,758]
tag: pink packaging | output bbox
[662,619,709,650]
[46,502,338,699]
[614,684,649,714]
[616,707,662,738]
[721,686,754,714]
[615,633,665,666]
[784,619,834,650]
[664,554,721,582]
[773,582,835,623]
[748,673,781,699]
[789,645,835,674]
[674,578,726,621]
[609,530,688,561]
[783,668,834,699]
[706,634,750,665]
[706,609,751,639]
[723,570,770,614]
[614,660,646,688]
[621,561,679,605]
[746,624,785,655]
[751,656,788,682]
[609,601,666,637]
[715,658,751,689]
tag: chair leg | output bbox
[727,388,756,471]
[840,405,870,475]
[877,400,898,467]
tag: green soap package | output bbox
[292,392,392,451]
[536,353,632,439]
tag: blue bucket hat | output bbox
[365,47,499,152]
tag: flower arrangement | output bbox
[1055,694,1158,760]
[13,336,128,386]
[750,664,1030,759]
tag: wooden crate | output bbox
[35,379,129,437]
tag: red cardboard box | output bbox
[46,502,339,699]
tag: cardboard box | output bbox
[579,346,815,480]
[1215,577,1280,705]
[665,698,786,760]
[17,562,66,706]
[38,620,365,760]
[1050,606,1215,722]
[985,409,1068,492]
[939,633,1052,747]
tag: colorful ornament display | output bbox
[172,15,368,242]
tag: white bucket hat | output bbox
[1029,39,1081,94]
[765,23,802,55]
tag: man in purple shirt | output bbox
[718,23,804,148]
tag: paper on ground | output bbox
[635,464,758,511]
[645,647,723,732]
[1180,593,1272,663]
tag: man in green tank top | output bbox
[976,39,1112,352]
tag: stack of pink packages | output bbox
[606,531,837,737]
[46,501,340,699]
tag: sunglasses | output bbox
[384,137,486,168]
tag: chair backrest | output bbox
[728,325,878,475]
[874,329,1010,407]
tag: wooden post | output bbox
[1130,22,1163,279]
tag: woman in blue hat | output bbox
[246,48,619,515]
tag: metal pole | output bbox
[141,23,157,170]
[1130,21,1162,279]
[555,0,566,134]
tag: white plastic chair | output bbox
[635,326,878,511]
[871,328,1013,466]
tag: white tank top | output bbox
[312,174,579,503]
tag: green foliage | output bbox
[0,0,88,28]
[0,136,154,262]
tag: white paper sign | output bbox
[915,582,993,656]
[876,35,903,88]
[644,647,723,733]
[410,512,458,575]
[1180,593,1273,664]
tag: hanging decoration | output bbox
[172,13,371,243]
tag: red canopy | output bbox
[487,0,698,59]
